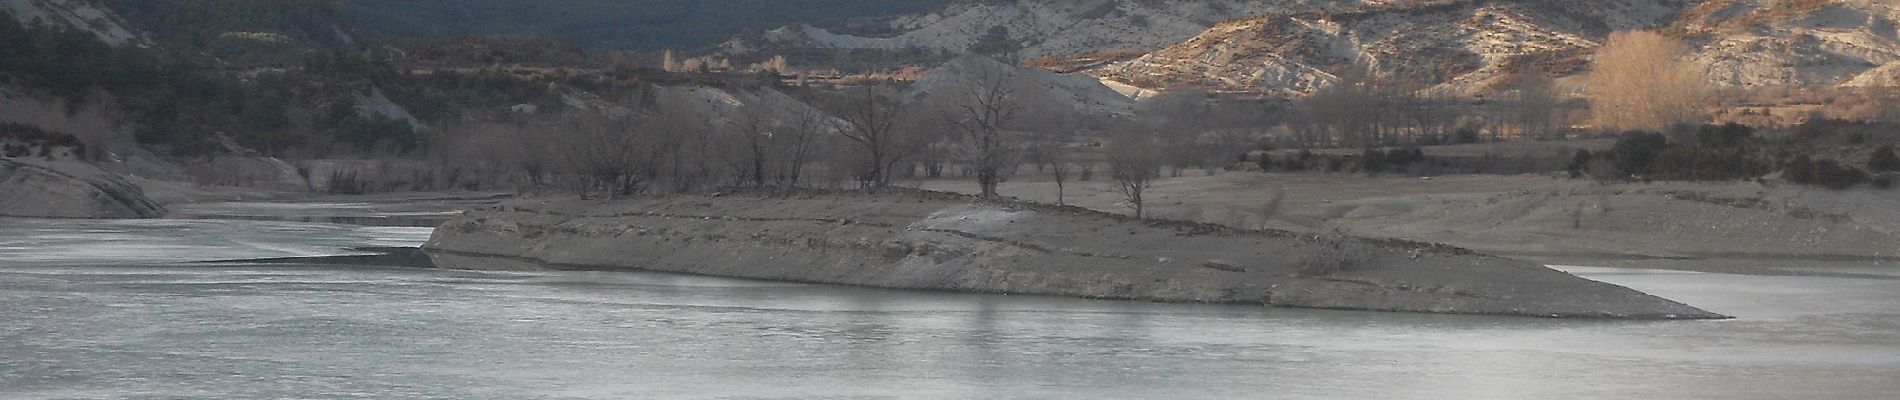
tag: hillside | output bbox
[8,0,950,62]
[908,55,1136,116]
[1092,0,1900,94]
[1679,0,1900,88]
[708,0,1900,96]
[1093,0,1685,95]
[713,0,1309,60]
[0,0,145,46]
[342,0,944,52]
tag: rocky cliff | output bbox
[0,158,164,219]
[423,190,1726,319]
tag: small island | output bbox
[424,189,1728,320]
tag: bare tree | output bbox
[1030,131,1075,205]
[774,106,826,187]
[938,68,1024,198]
[554,111,661,198]
[1107,132,1161,219]
[1297,64,1382,148]
[1137,88,1214,176]
[1515,71,1561,140]
[1587,30,1711,132]
[428,120,543,191]
[729,102,777,187]
[821,87,925,187]
[635,95,720,193]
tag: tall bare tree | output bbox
[555,111,662,198]
[1137,88,1215,175]
[774,106,826,187]
[1045,140,1073,205]
[1298,64,1382,148]
[1107,132,1161,219]
[729,101,778,187]
[1514,71,1561,140]
[822,87,921,186]
[1587,30,1711,132]
[938,68,1024,197]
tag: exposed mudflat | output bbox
[0,159,164,219]
[920,171,1900,274]
[423,189,1725,319]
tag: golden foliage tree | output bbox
[1587,31,1712,132]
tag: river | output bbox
[1,202,1897,399]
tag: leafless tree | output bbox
[1137,88,1214,176]
[554,111,662,198]
[1029,131,1076,205]
[773,106,826,187]
[1514,71,1561,140]
[937,68,1024,197]
[729,102,778,187]
[1587,30,1711,132]
[1107,132,1161,219]
[1297,64,1382,148]
[821,86,926,187]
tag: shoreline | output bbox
[420,190,1728,319]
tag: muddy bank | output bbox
[0,158,164,218]
[422,190,1725,319]
[920,172,1900,272]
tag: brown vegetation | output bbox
[1587,31,1712,132]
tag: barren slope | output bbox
[1096,0,1900,94]
[1094,0,1683,94]
[715,0,1310,60]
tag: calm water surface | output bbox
[1,211,1897,399]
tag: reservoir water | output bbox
[2,204,1897,399]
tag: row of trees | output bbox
[422,61,1211,218]
[1265,30,1712,149]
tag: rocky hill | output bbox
[1679,0,1900,88]
[1096,0,1900,94]
[1094,0,1685,95]
[714,0,1317,60]
[720,0,1899,95]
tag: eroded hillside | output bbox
[1093,0,1899,94]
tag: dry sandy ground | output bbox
[919,170,1900,277]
